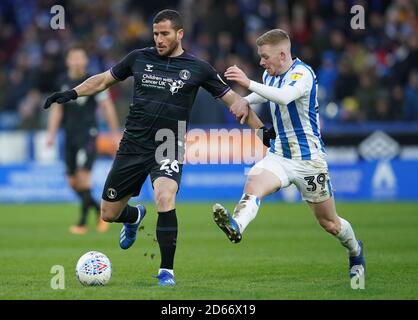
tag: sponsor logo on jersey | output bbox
[168,80,185,95]
[141,74,184,94]
[145,64,154,72]
[290,72,303,80]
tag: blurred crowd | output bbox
[0,0,418,130]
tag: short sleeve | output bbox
[200,62,231,99]
[110,50,138,81]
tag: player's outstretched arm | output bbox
[224,65,303,106]
[74,70,118,97]
[244,92,268,105]
[43,70,119,109]
[247,80,301,106]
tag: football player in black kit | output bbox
[44,10,266,286]
[46,46,120,235]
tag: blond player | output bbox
[213,29,365,279]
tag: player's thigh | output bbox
[101,194,132,221]
[246,153,289,199]
[102,153,152,203]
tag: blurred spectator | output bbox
[317,51,338,106]
[372,91,396,121]
[334,58,358,102]
[403,70,418,120]
[290,5,310,49]
[4,68,30,112]
[390,84,404,119]
[309,16,329,56]
[355,72,379,121]
[340,97,360,122]
[330,0,350,32]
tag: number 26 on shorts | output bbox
[159,159,180,173]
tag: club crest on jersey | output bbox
[168,80,184,95]
[145,64,154,72]
[179,69,191,80]
[291,72,303,80]
[106,188,117,200]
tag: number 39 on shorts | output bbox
[304,173,327,192]
[300,172,333,202]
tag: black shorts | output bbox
[65,137,96,176]
[102,151,183,202]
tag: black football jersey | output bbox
[110,47,230,153]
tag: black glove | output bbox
[256,126,276,147]
[43,89,78,109]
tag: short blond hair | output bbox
[256,29,290,46]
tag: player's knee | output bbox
[100,205,118,222]
[155,190,175,210]
[244,184,267,200]
[244,183,257,195]
[244,177,260,196]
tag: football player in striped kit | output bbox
[214,29,365,279]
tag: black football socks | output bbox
[156,209,178,269]
[115,205,139,224]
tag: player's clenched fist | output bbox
[229,98,249,124]
[43,89,78,109]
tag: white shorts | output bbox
[252,152,333,203]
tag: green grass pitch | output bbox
[0,202,417,299]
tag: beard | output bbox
[159,40,180,57]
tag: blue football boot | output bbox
[156,270,176,286]
[349,240,366,278]
[212,203,242,243]
[119,204,146,250]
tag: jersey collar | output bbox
[277,57,299,79]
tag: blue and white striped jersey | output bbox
[263,58,325,160]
